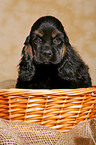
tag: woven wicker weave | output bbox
[0,87,96,133]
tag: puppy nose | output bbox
[43,49,52,58]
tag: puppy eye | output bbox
[53,37,61,45]
[34,37,42,44]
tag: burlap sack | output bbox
[0,118,96,145]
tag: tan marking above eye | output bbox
[52,30,62,38]
[34,30,43,37]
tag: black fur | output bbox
[16,16,92,89]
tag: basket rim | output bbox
[0,86,96,96]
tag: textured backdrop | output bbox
[0,0,96,85]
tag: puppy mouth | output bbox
[33,57,48,64]
[35,60,51,65]
[43,58,51,64]
[33,55,62,65]
[43,61,50,65]
[34,59,61,65]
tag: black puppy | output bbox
[16,16,92,89]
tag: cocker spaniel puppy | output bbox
[16,16,92,89]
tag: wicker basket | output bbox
[0,87,96,133]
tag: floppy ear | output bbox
[58,46,80,81]
[22,35,33,60]
[58,46,92,87]
[17,36,35,81]
[58,29,78,81]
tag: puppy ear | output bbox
[17,36,35,82]
[22,44,33,61]
[22,35,33,61]
[58,46,78,81]
[58,46,92,87]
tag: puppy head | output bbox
[29,16,70,65]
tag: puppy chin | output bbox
[43,61,50,65]
[33,56,62,65]
[34,59,51,65]
[43,60,61,65]
[50,59,62,65]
